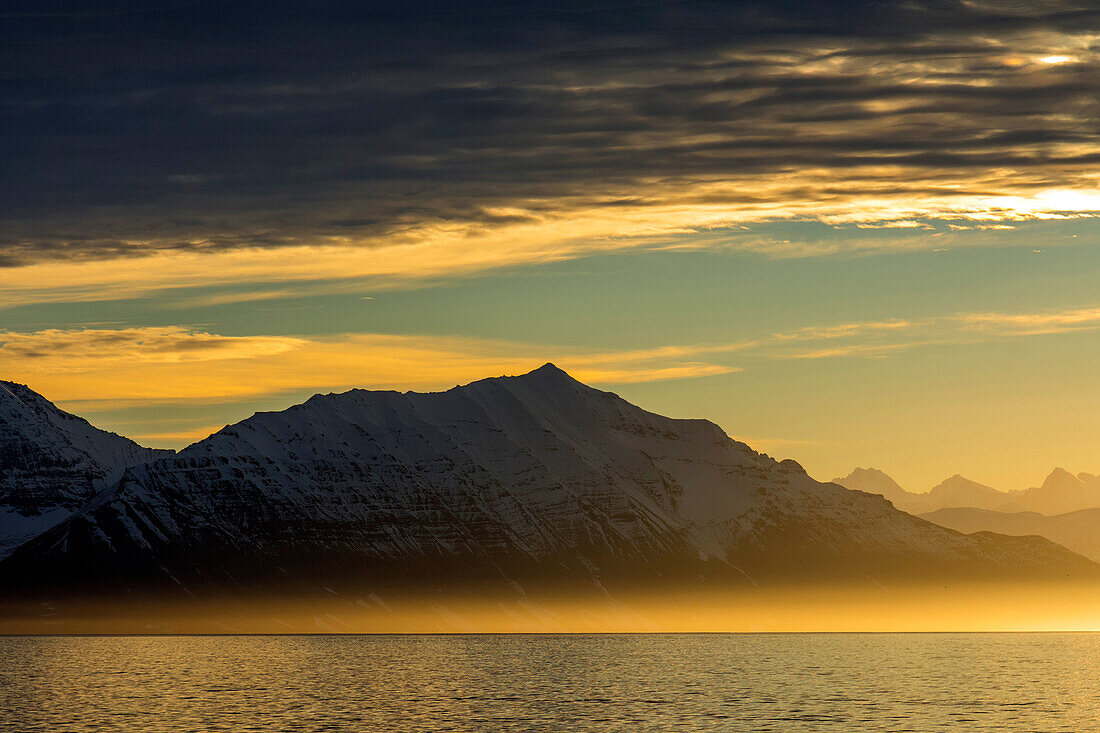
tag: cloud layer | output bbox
[3,0,1100,299]
[5,302,1099,410]
[0,327,737,405]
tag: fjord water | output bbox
[1,634,1095,732]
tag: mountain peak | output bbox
[516,362,576,383]
[454,363,581,394]
[830,468,914,508]
[0,381,45,412]
[533,361,566,374]
[927,474,1003,507]
[933,474,989,490]
[1042,467,1082,488]
[854,467,895,480]
[833,467,906,492]
[478,362,587,393]
[1,380,90,431]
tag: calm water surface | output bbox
[0,633,1095,731]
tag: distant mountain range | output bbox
[920,507,1100,565]
[1,366,1096,612]
[833,467,1100,516]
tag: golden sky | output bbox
[3,0,1100,491]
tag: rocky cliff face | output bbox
[2,366,1095,599]
[0,381,170,556]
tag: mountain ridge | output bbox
[834,466,1100,516]
[921,507,1100,565]
[1,366,1097,608]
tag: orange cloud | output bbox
[956,306,1100,335]
[3,304,1098,409]
[772,306,1100,358]
[2,181,1099,309]
[0,328,738,406]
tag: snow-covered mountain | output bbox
[0,381,170,557]
[2,366,1095,601]
[922,507,1100,564]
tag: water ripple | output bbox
[0,633,1096,732]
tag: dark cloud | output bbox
[3,0,1100,265]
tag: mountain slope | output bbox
[922,507,1100,564]
[0,381,170,557]
[2,366,1095,601]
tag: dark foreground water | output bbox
[0,633,1096,732]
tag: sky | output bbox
[2,0,1099,491]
